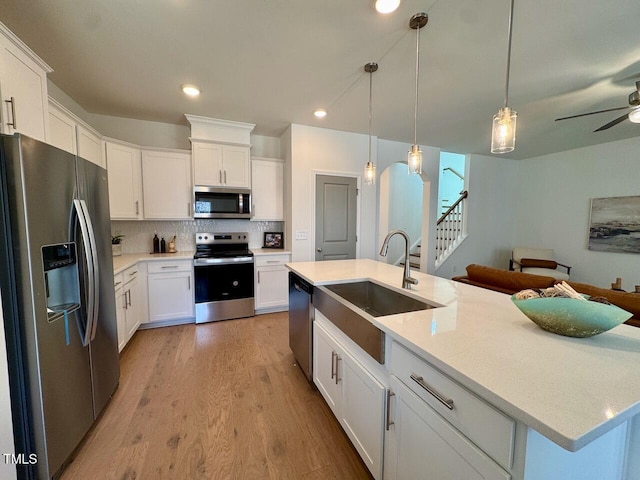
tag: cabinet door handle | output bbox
[187,201,191,214]
[224,170,227,184]
[257,271,261,283]
[335,355,341,385]
[5,97,17,129]
[410,374,455,410]
[386,389,395,431]
[330,351,336,380]
[187,276,191,290]
[219,170,222,184]
[135,200,139,215]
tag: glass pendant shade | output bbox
[364,161,376,185]
[407,144,422,175]
[628,108,640,123]
[491,106,517,154]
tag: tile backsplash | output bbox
[111,220,284,253]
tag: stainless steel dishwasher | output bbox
[289,272,313,381]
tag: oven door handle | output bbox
[194,257,254,266]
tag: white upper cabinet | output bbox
[192,141,250,188]
[0,23,52,142]
[105,140,143,220]
[186,115,255,189]
[142,149,192,219]
[48,101,76,154]
[76,124,104,168]
[48,98,104,167]
[251,157,284,221]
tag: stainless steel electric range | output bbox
[193,232,254,323]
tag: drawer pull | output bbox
[386,389,395,431]
[331,351,337,380]
[114,281,122,287]
[266,260,280,264]
[410,373,455,410]
[161,265,179,269]
[335,355,341,384]
[129,271,137,276]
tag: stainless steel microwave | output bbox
[193,186,251,219]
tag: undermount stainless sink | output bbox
[314,281,440,364]
[325,281,436,317]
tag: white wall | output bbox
[379,163,423,265]
[436,153,520,279]
[287,124,377,262]
[377,139,440,273]
[0,292,17,480]
[514,136,640,288]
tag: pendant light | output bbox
[364,62,378,186]
[491,0,517,154]
[408,13,428,175]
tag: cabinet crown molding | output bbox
[185,114,255,145]
[0,21,53,73]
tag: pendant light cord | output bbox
[503,0,514,109]
[368,69,373,164]
[414,22,421,145]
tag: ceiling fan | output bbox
[555,81,640,132]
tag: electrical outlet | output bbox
[295,230,307,240]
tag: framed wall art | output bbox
[263,232,284,249]
[588,195,640,254]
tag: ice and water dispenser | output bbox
[42,243,81,344]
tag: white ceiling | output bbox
[1,0,640,159]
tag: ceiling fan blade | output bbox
[555,106,629,121]
[594,113,629,132]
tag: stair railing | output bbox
[436,190,468,262]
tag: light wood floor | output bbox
[60,313,372,479]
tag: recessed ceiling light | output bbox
[375,0,400,14]
[181,84,200,97]
[314,109,327,118]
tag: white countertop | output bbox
[251,248,291,256]
[286,259,640,452]
[113,251,195,274]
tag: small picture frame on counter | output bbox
[263,232,284,249]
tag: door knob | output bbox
[316,248,323,252]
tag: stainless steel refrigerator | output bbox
[0,134,119,479]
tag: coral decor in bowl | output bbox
[511,295,633,338]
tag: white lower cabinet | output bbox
[114,274,126,352]
[385,376,511,480]
[114,265,142,352]
[313,318,385,480]
[254,254,290,312]
[147,260,194,323]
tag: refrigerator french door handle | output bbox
[73,199,95,346]
[79,199,100,341]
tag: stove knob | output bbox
[233,280,239,287]
[198,236,202,240]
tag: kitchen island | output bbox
[287,259,640,480]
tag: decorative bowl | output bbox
[511,295,633,338]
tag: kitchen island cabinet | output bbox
[313,313,385,480]
[287,259,640,480]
